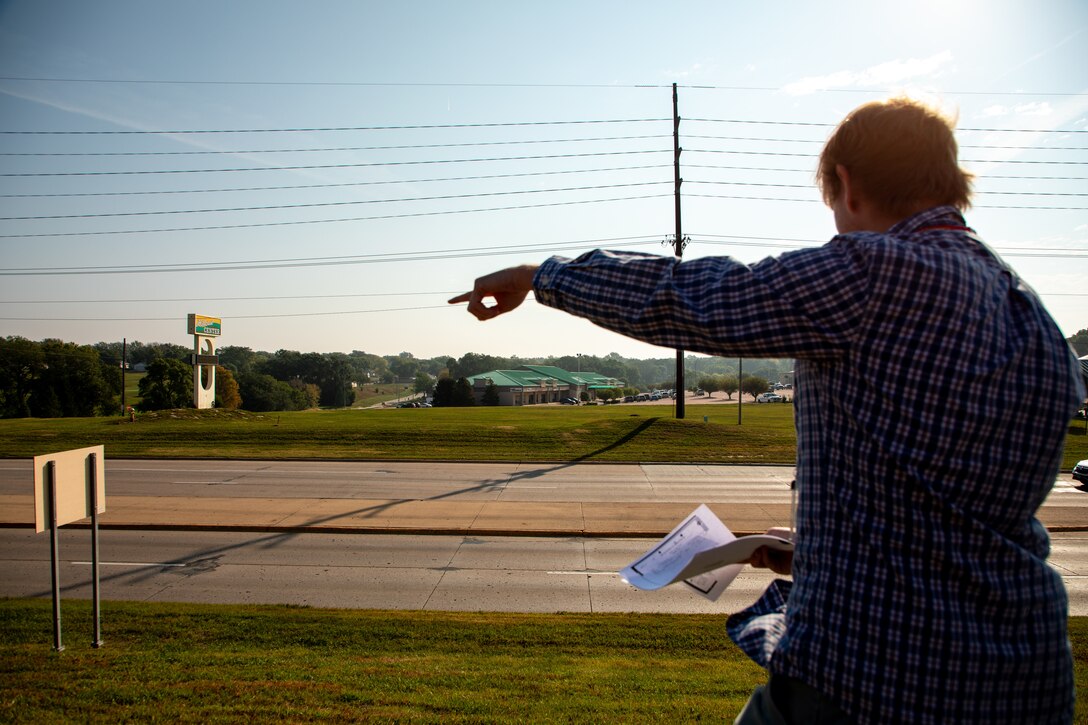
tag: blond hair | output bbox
[817,97,974,217]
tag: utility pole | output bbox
[671,82,687,420]
[738,357,743,425]
[120,338,126,415]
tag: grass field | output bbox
[1,402,1085,469]
[0,403,802,464]
[2,599,1083,723]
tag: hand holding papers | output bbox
[619,504,794,601]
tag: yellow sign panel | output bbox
[187,314,222,336]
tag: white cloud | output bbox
[661,61,709,80]
[781,51,955,95]
[1012,101,1052,117]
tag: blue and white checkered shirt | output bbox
[533,206,1082,724]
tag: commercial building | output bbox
[467,365,624,406]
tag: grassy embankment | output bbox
[2,600,1084,723]
[1,402,1085,469]
[0,403,801,464]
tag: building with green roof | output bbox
[467,365,624,406]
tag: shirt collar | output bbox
[886,206,967,237]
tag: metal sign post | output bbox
[34,445,107,651]
[89,452,103,648]
[46,460,63,652]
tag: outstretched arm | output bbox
[448,264,539,321]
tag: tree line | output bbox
[5,329,1085,418]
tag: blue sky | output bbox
[1,0,1085,360]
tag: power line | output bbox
[686,148,1088,164]
[0,134,672,157]
[0,235,668,275]
[684,163,1088,181]
[0,181,672,221]
[0,164,672,198]
[0,304,457,322]
[4,117,1082,136]
[0,118,669,135]
[687,181,1088,198]
[6,75,1085,96]
[1,290,462,304]
[684,192,1088,211]
[0,148,669,177]
[684,134,1088,152]
[685,117,1088,133]
[0,193,672,239]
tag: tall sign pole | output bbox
[672,83,687,420]
[188,314,221,409]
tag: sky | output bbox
[0,0,1085,361]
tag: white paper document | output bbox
[619,504,794,601]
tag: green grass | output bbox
[2,403,1085,469]
[351,383,415,408]
[1,599,1084,723]
[0,404,800,463]
[122,371,144,410]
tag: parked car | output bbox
[1074,459,1088,485]
[755,392,784,403]
[561,397,579,405]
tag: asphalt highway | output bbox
[0,459,1084,614]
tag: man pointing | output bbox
[450,97,1081,724]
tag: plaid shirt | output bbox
[534,206,1082,724]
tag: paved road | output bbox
[3,527,1085,614]
[0,459,1084,614]
[0,459,800,502]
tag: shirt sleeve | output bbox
[531,242,871,360]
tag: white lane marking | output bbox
[546,570,618,576]
[73,561,186,567]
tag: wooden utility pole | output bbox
[672,83,687,419]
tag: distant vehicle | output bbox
[756,393,784,403]
[1074,459,1088,485]
[561,397,579,405]
[624,395,635,403]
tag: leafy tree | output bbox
[452,377,476,406]
[448,352,516,380]
[0,337,116,418]
[214,366,241,410]
[387,352,420,381]
[137,357,192,411]
[719,374,739,400]
[287,379,320,409]
[237,372,307,412]
[740,375,770,401]
[481,382,500,406]
[413,371,434,397]
[1069,329,1088,357]
[0,336,45,418]
[308,353,355,407]
[697,375,721,397]
[260,350,354,408]
[432,377,454,407]
[127,341,190,367]
[217,346,265,375]
[29,340,115,417]
[347,350,389,381]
